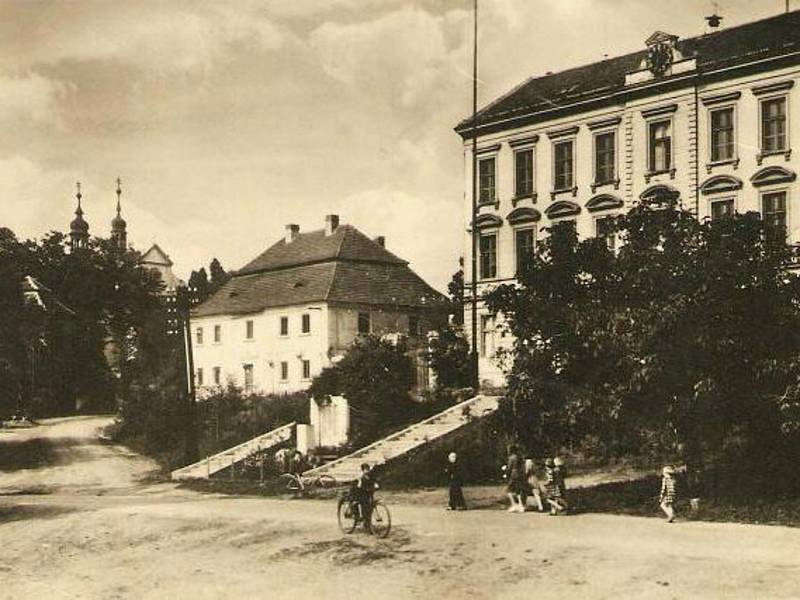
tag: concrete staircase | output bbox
[302,395,500,483]
[171,421,296,481]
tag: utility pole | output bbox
[470,0,480,391]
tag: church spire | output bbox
[69,181,89,252]
[111,177,127,250]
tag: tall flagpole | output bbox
[470,0,479,390]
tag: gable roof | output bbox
[193,224,445,318]
[456,10,800,137]
[140,243,173,267]
[238,225,405,275]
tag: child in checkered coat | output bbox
[659,465,677,523]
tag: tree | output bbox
[427,326,471,390]
[188,267,210,301]
[486,198,800,489]
[209,258,231,294]
[447,267,464,326]
[309,335,415,445]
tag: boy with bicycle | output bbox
[355,462,377,533]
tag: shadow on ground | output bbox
[0,503,80,524]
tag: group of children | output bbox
[446,448,682,523]
[504,448,568,515]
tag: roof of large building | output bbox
[456,10,800,137]
[193,222,444,317]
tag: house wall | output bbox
[193,302,443,395]
[463,58,800,386]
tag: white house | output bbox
[191,215,446,394]
[454,11,800,385]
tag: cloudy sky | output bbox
[0,0,787,290]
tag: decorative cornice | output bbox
[509,134,539,147]
[701,91,741,106]
[587,116,622,130]
[546,125,579,139]
[472,213,503,229]
[475,143,501,155]
[640,184,680,201]
[751,165,797,187]
[507,207,542,224]
[586,194,624,212]
[699,174,743,195]
[641,103,678,118]
[545,200,581,219]
[752,80,795,96]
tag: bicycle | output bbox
[279,472,337,495]
[337,486,391,538]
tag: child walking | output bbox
[659,465,677,523]
[544,458,566,515]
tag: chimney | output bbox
[325,214,340,236]
[373,236,385,248]
[285,224,299,243]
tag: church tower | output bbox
[110,177,127,250]
[69,181,89,252]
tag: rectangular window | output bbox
[649,120,672,172]
[762,191,787,243]
[514,228,535,274]
[213,366,221,385]
[594,131,616,184]
[408,315,420,336]
[514,149,534,197]
[357,312,371,335]
[280,361,289,381]
[710,199,734,221]
[595,216,618,252]
[243,364,253,393]
[302,360,311,380]
[710,107,735,162]
[301,313,311,334]
[479,233,497,279]
[196,368,203,386]
[213,324,221,343]
[245,320,254,340]
[554,140,574,190]
[279,316,289,336]
[762,97,787,153]
[478,157,496,203]
[479,315,495,358]
[196,327,203,345]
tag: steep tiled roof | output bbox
[238,225,405,275]
[456,10,800,136]
[193,225,445,317]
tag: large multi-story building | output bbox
[191,215,445,394]
[455,11,800,385]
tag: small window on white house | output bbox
[478,157,496,204]
[710,107,735,162]
[514,227,536,274]
[213,366,221,385]
[302,360,311,380]
[280,361,289,381]
[279,316,289,336]
[196,327,203,345]
[594,131,616,184]
[196,368,203,386]
[761,97,788,153]
[358,312,371,335]
[301,313,311,334]
[243,364,253,393]
[553,140,574,190]
[246,320,254,339]
[514,148,534,197]
[762,191,787,244]
[479,315,496,358]
[479,233,498,279]
[213,325,221,343]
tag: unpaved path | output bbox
[1,417,799,599]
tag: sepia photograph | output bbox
[2,1,800,598]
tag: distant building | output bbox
[140,243,184,293]
[455,10,800,385]
[191,215,446,394]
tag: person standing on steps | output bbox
[445,452,467,511]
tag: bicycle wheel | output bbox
[281,474,303,494]
[337,497,358,534]
[370,501,391,538]
[316,474,337,488]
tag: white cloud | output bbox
[309,6,465,108]
[0,73,68,125]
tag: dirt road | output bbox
[1,417,799,599]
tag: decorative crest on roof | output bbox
[644,31,679,77]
